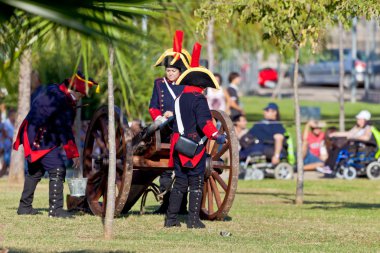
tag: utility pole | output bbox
[370,20,377,88]
[350,17,357,103]
[339,22,345,132]
[364,19,372,99]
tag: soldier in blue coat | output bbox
[149,30,192,214]
[149,30,191,124]
[165,43,227,228]
[14,72,98,217]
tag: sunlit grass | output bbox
[1,178,380,252]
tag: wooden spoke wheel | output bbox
[201,110,239,220]
[83,106,133,217]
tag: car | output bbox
[288,49,367,87]
[258,67,278,88]
[367,54,380,89]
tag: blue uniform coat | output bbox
[13,84,79,163]
[149,77,184,120]
[169,86,219,168]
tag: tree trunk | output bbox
[293,45,304,205]
[8,49,32,184]
[207,17,215,72]
[104,46,116,240]
[339,22,345,132]
[74,101,82,178]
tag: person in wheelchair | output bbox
[317,110,374,175]
[302,120,327,171]
[240,102,285,164]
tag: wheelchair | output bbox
[333,139,380,180]
[239,133,295,180]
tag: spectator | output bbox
[4,108,16,164]
[227,72,244,118]
[206,73,231,113]
[302,120,327,171]
[317,110,372,174]
[240,102,284,165]
[232,114,248,151]
[232,114,248,138]
[0,115,5,177]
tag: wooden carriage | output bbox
[81,105,239,220]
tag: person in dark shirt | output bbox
[227,72,244,119]
[240,102,285,165]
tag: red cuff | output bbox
[63,140,79,159]
[149,108,162,121]
[202,120,218,139]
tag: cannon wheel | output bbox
[83,106,133,217]
[201,110,239,220]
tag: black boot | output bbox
[48,168,72,218]
[17,173,42,215]
[179,192,188,215]
[164,177,187,227]
[164,190,183,227]
[187,175,205,229]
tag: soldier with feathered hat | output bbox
[14,71,98,218]
[149,30,191,123]
[149,30,192,215]
[165,43,227,229]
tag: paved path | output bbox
[298,171,325,180]
[255,79,366,102]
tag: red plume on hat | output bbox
[171,30,183,64]
[176,42,219,89]
[190,42,202,67]
[154,30,191,72]
[173,30,183,53]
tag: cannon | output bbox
[80,105,238,220]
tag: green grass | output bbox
[241,96,380,141]
[241,96,380,126]
[1,178,380,252]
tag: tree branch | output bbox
[290,26,300,45]
[303,3,312,30]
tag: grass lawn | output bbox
[241,96,380,142]
[241,96,380,126]
[1,177,380,252]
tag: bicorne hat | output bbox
[68,71,98,95]
[176,43,220,89]
[154,30,191,72]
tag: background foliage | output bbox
[0,0,280,120]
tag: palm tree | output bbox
[8,48,31,183]
[1,1,158,239]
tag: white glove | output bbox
[154,116,167,127]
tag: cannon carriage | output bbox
[80,105,239,221]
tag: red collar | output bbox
[58,83,76,106]
[59,83,69,95]
[183,86,204,94]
